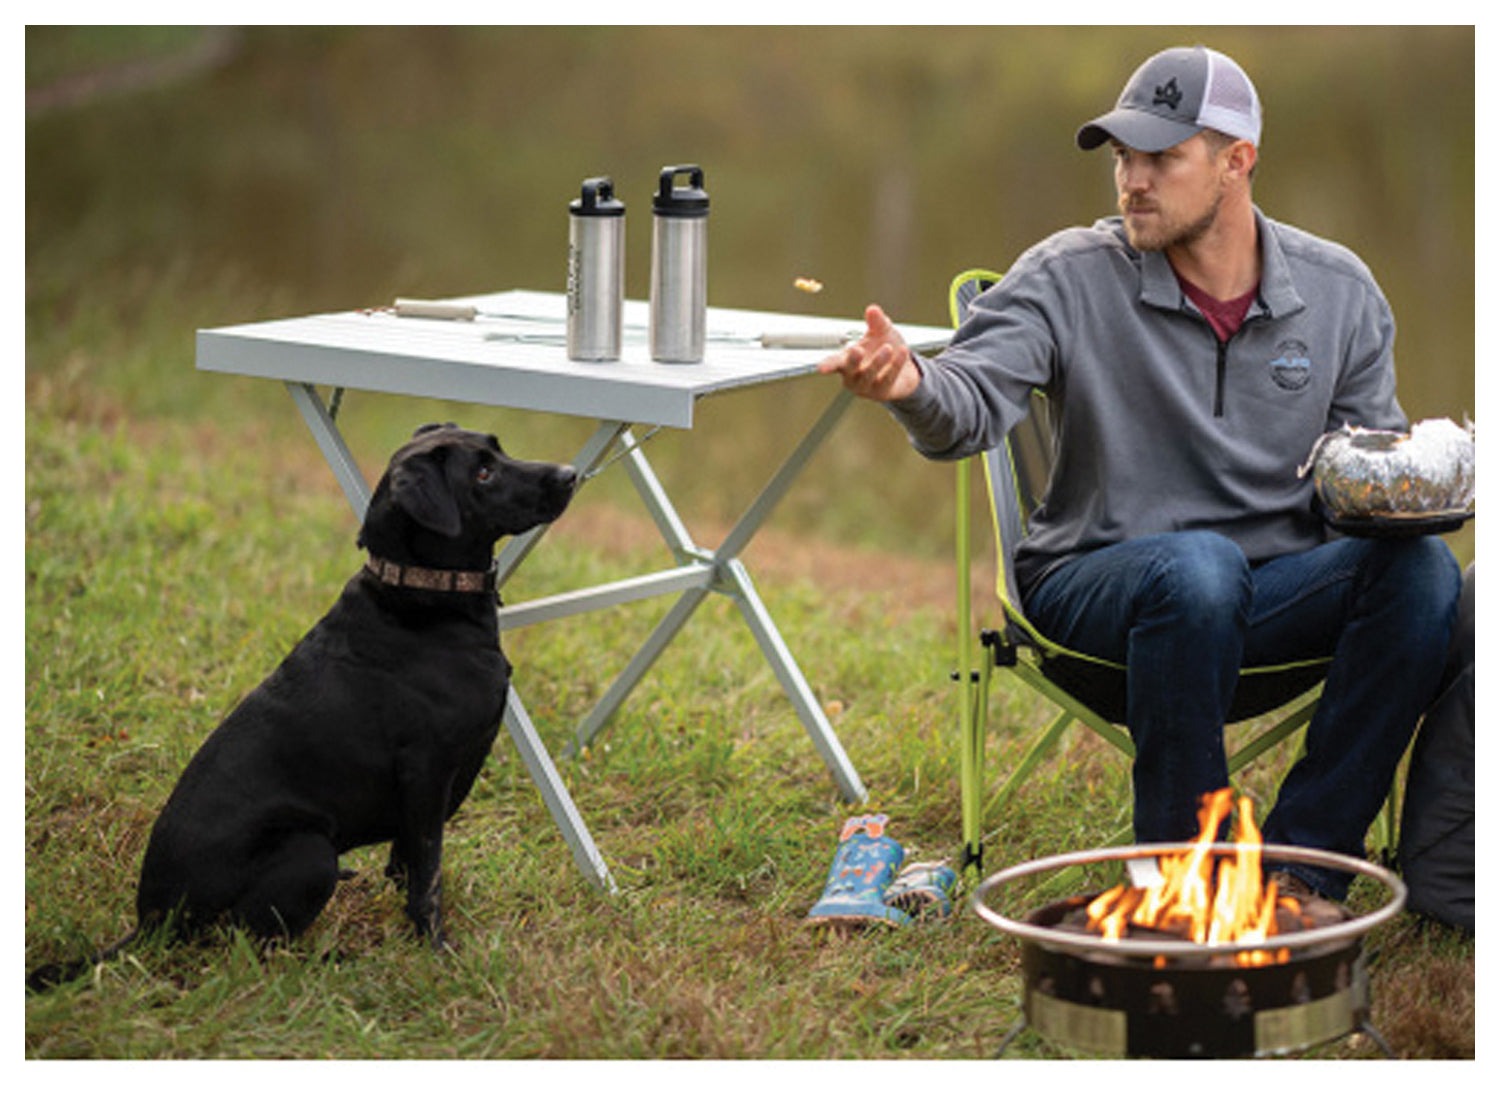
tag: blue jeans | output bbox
[1023,531,1461,898]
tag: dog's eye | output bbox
[476,465,494,484]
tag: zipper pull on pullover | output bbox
[1177,275,1258,419]
[1214,336,1229,417]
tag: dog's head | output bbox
[358,424,576,567]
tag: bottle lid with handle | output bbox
[571,176,626,217]
[653,165,709,218]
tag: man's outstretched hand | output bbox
[817,304,922,402]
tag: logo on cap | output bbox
[1153,77,1183,112]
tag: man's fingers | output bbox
[845,346,902,397]
[817,343,865,376]
[836,344,880,382]
[858,344,895,379]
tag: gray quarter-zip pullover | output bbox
[890,209,1406,593]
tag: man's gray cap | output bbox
[1077,45,1262,152]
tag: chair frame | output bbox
[948,269,1336,879]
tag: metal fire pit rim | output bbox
[970,841,1406,960]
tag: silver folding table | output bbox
[196,289,951,893]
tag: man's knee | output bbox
[1142,532,1252,627]
[1367,537,1461,616]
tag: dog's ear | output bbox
[389,450,463,536]
[412,422,457,438]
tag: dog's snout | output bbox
[541,464,578,519]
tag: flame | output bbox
[1085,789,1296,966]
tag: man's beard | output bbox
[1121,187,1223,252]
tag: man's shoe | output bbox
[1268,870,1352,930]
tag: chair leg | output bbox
[1011,659,1134,758]
[959,668,984,880]
[986,709,1072,818]
[960,653,995,880]
[1368,777,1401,860]
[965,656,1132,879]
[1225,692,1319,775]
[957,457,985,879]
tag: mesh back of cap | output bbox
[1197,49,1262,144]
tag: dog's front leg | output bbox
[393,769,455,951]
[402,833,448,950]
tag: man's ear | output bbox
[1225,139,1257,182]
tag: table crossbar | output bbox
[496,563,714,631]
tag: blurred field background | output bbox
[25,25,1475,1060]
[26,24,1474,557]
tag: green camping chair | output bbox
[949,269,1335,879]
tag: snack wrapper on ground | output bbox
[806,814,911,928]
[884,860,958,919]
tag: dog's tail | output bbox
[26,929,139,994]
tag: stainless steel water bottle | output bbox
[649,165,709,363]
[567,176,625,361]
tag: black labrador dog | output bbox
[28,424,575,991]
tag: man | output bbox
[820,45,1461,901]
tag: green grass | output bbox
[24,388,1475,1059]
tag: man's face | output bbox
[1112,133,1228,252]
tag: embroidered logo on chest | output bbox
[1269,340,1312,391]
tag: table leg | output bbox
[502,690,617,892]
[710,389,865,801]
[495,420,631,585]
[285,381,371,519]
[572,389,867,804]
[713,389,853,564]
[573,582,714,752]
[721,557,866,803]
[573,556,866,804]
[619,427,699,558]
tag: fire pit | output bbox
[971,794,1406,1058]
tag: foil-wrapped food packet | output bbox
[1300,418,1475,519]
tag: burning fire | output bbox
[1085,789,1296,966]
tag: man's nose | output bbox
[1117,158,1149,193]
